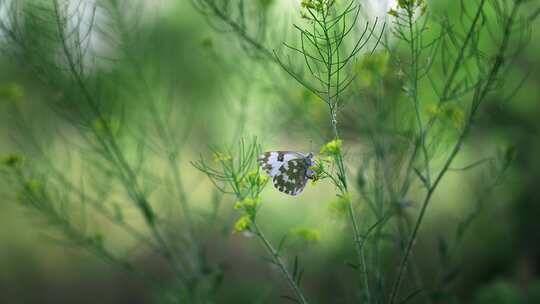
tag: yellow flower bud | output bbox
[233,215,252,233]
[320,139,342,155]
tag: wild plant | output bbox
[0,0,231,302]
[191,0,534,303]
[0,0,536,303]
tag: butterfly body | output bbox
[258,151,315,196]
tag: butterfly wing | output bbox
[272,158,309,196]
[257,151,305,177]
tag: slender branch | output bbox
[388,2,522,303]
[51,0,188,282]
[253,221,309,304]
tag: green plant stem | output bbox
[108,2,198,250]
[389,121,468,304]
[388,2,521,303]
[319,7,370,299]
[253,221,309,304]
[422,0,487,134]
[406,3,431,187]
[399,0,487,199]
[360,236,372,303]
[11,169,177,300]
[201,0,274,61]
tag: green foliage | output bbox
[356,55,391,87]
[328,193,350,219]
[193,138,263,198]
[0,0,537,303]
[0,154,25,168]
[0,83,24,103]
[288,227,321,244]
[473,280,525,304]
[194,138,309,303]
[301,0,335,14]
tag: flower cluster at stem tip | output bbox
[233,197,261,233]
[234,197,261,215]
[320,139,342,155]
[301,139,344,184]
[234,215,252,233]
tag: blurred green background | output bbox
[1,0,540,303]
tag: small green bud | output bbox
[233,200,244,210]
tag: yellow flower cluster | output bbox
[234,215,252,233]
[233,197,261,233]
[320,139,342,155]
[246,170,269,188]
[234,197,260,211]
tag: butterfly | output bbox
[257,151,316,196]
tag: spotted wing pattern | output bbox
[258,151,310,196]
[272,158,309,196]
[257,151,304,177]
